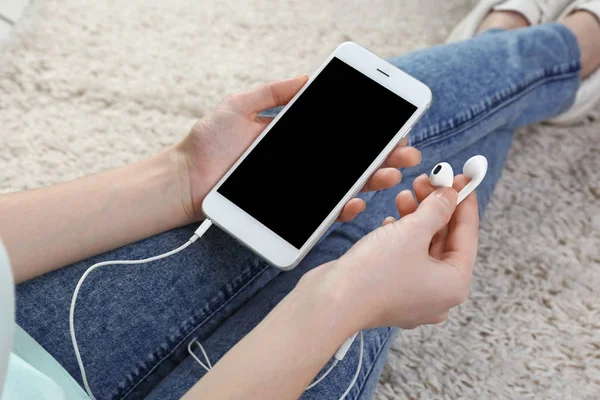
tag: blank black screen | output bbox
[218,57,417,248]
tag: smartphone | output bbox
[202,42,432,270]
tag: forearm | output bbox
[184,267,358,400]
[0,148,194,283]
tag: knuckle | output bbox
[453,174,469,188]
[431,312,448,324]
[190,119,204,134]
[399,213,418,229]
[224,92,244,106]
[451,285,470,306]
[369,224,391,247]
[395,215,425,240]
[429,197,451,218]
[266,83,281,105]
[401,322,419,330]
[337,211,351,222]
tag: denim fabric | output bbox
[16,23,580,400]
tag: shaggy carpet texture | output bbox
[1,0,599,398]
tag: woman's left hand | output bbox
[174,75,422,223]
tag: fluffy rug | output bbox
[1,0,599,398]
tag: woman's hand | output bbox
[184,174,479,400]
[308,174,479,331]
[174,75,422,223]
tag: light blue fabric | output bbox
[0,242,88,400]
[3,353,67,400]
[8,326,89,400]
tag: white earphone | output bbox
[429,155,488,205]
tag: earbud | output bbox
[429,155,488,205]
[458,155,487,204]
[429,162,454,187]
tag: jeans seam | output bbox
[410,61,580,150]
[352,328,394,400]
[117,263,273,399]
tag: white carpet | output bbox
[1,0,600,398]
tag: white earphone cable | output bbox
[339,330,363,400]
[187,329,363,399]
[188,338,213,372]
[71,216,361,399]
[305,360,339,390]
[70,219,213,399]
[304,330,363,397]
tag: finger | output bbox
[336,198,366,222]
[413,174,448,256]
[255,115,274,126]
[443,174,479,280]
[428,311,449,325]
[412,186,458,237]
[413,174,437,203]
[362,168,402,192]
[452,173,470,192]
[395,189,418,217]
[430,175,470,258]
[234,75,309,115]
[398,136,409,147]
[383,146,422,168]
[429,225,449,259]
[382,216,396,226]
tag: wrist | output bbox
[294,263,366,338]
[163,146,203,225]
[315,258,385,330]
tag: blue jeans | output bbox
[16,23,580,400]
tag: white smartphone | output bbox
[203,42,432,270]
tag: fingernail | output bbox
[361,203,367,211]
[417,151,422,165]
[435,187,455,207]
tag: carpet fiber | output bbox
[1,0,599,398]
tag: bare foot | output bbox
[477,10,531,33]
[560,11,600,78]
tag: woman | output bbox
[2,0,600,398]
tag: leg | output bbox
[16,225,283,399]
[145,23,581,399]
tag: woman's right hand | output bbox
[310,174,480,331]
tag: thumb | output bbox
[412,187,458,236]
[239,75,309,114]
